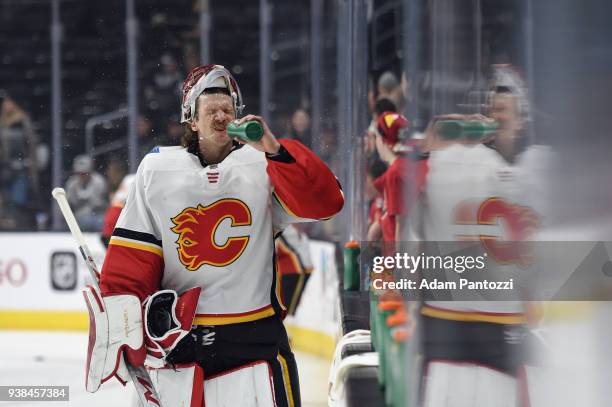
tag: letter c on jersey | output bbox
[171,199,252,270]
[454,197,540,267]
[476,198,540,267]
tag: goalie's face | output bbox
[491,92,521,132]
[491,92,522,160]
[191,92,236,147]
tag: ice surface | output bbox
[0,331,328,407]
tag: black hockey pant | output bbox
[167,314,301,407]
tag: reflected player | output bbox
[414,108,538,406]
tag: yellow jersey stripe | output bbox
[421,305,525,325]
[276,263,287,312]
[277,354,295,407]
[273,192,299,218]
[193,306,275,326]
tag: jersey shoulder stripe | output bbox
[113,227,162,247]
[109,236,163,257]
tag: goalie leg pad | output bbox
[83,285,145,392]
[205,360,277,407]
[422,360,517,407]
[149,363,204,407]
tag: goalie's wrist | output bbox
[266,145,295,163]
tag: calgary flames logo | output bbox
[171,199,252,270]
[455,197,540,267]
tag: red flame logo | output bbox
[171,199,251,270]
[455,197,540,267]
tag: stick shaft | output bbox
[52,188,101,288]
[52,188,87,247]
[52,187,163,407]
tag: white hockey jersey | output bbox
[418,143,541,323]
[100,140,343,325]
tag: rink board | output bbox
[0,233,340,357]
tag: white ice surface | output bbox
[0,331,328,407]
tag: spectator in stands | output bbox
[377,71,398,98]
[288,108,311,147]
[146,53,182,117]
[165,116,184,145]
[65,155,107,232]
[400,71,412,107]
[318,125,338,166]
[138,115,158,159]
[367,75,377,114]
[105,157,127,199]
[0,92,39,230]
[0,193,17,230]
[182,43,200,74]
[377,71,404,111]
[156,54,182,92]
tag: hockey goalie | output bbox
[84,64,344,406]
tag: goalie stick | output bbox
[52,187,163,407]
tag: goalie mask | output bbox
[180,64,244,123]
[488,65,530,124]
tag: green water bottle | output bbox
[376,307,394,387]
[227,120,264,142]
[435,120,498,141]
[343,241,360,291]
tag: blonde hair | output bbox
[1,97,28,127]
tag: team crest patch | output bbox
[171,199,252,270]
